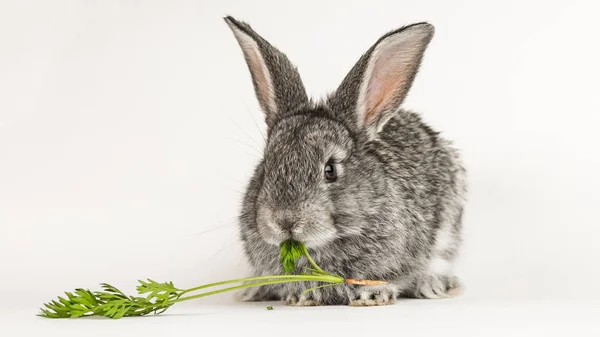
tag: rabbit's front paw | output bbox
[285,294,323,306]
[349,284,398,306]
[234,287,258,302]
[414,275,462,299]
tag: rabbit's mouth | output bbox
[255,206,337,248]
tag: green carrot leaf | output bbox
[38,239,353,319]
[279,239,305,274]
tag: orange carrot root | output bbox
[344,279,389,286]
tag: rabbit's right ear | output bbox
[224,16,309,130]
[328,23,434,139]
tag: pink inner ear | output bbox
[363,35,424,125]
[365,64,405,123]
[245,47,272,109]
[231,28,276,114]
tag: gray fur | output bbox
[224,16,309,132]
[225,16,467,306]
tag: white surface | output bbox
[1,0,600,335]
[5,298,600,337]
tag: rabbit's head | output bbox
[225,17,434,248]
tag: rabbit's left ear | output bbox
[224,16,309,131]
[329,23,434,138]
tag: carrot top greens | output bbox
[38,240,383,319]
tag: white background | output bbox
[1,0,599,336]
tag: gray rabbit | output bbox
[224,16,467,306]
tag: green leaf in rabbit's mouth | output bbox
[279,239,305,274]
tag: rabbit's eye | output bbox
[324,162,337,182]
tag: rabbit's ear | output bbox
[225,16,309,129]
[329,23,434,138]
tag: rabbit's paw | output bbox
[414,275,462,299]
[349,284,398,306]
[234,287,259,302]
[285,293,323,307]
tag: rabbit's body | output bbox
[225,17,466,306]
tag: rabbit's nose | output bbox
[279,219,298,232]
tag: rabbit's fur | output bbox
[225,16,467,306]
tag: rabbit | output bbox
[224,16,467,306]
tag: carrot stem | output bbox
[344,279,389,286]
